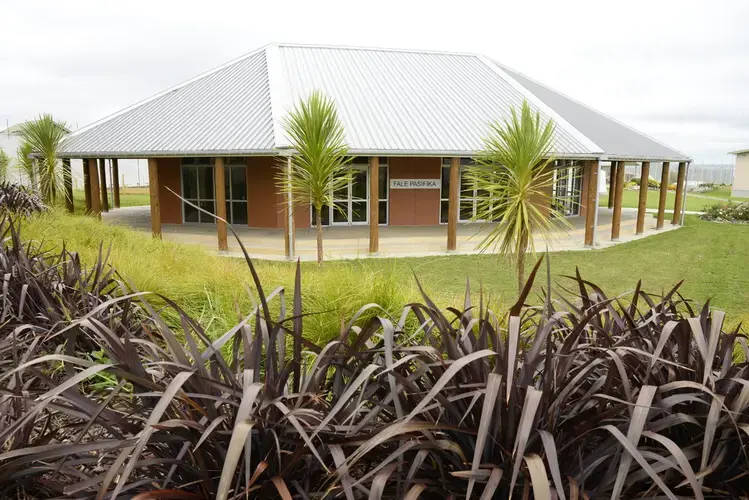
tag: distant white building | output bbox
[730,149,749,197]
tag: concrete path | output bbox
[102,206,681,261]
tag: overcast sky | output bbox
[3,0,748,172]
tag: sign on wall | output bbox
[389,179,440,189]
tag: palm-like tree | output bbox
[18,115,68,203]
[16,142,34,187]
[277,91,352,264]
[0,149,10,182]
[465,100,570,291]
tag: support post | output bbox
[148,158,161,238]
[608,161,617,209]
[214,157,228,251]
[112,158,121,208]
[636,161,650,234]
[62,158,74,213]
[284,157,295,259]
[447,157,459,251]
[583,160,598,246]
[672,161,687,225]
[611,159,625,240]
[83,160,92,211]
[656,162,670,229]
[98,158,109,212]
[680,162,690,225]
[369,156,380,253]
[87,159,101,219]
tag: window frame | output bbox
[440,157,486,224]
[181,157,215,224]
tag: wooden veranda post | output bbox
[112,158,121,208]
[672,161,687,225]
[611,159,626,240]
[99,158,109,212]
[83,160,92,211]
[636,161,650,234]
[147,158,161,238]
[369,156,380,253]
[584,160,598,246]
[62,158,74,213]
[608,161,617,209]
[447,157,459,251]
[656,162,670,229]
[87,159,101,219]
[214,157,228,251]
[284,157,295,259]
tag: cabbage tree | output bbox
[465,100,570,291]
[277,91,351,265]
[18,115,68,203]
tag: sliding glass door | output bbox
[181,158,248,224]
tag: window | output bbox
[378,158,388,225]
[311,157,388,226]
[440,158,484,223]
[552,160,582,216]
[181,157,248,224]
[181,158,214,223]
[224,158,248,225]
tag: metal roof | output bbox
[729,148,749,155]
[61,43,687,161]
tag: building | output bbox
[60,43,691,256]
[730,149,749,197]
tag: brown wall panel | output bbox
[388,157,441,226]
[247,157,283,228]
[158,158,182,224]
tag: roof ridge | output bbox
[495,61,690,160]
[66,44,273,139]
[272,42,482,58]
[477,56,603,156]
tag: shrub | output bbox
[701,201,749,223]
[630,178,661,190]
[1,219,749,498]
[0,182,47,216]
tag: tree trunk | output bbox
[316,208,323,265]
[517,232,529,293]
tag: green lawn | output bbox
[21,210,749,342]
[72,187,150,214]
[599,188,749,212]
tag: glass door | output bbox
[330,164,369,225]
[224,159,248,225]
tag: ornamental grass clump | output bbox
[0,182,47,216]
[1,216,749,499]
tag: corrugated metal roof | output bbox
[61,48,275,157]
[497,63,689,162]
[61,43,687,161]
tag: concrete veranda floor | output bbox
[101,206,681,261]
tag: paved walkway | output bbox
[102,206,680,261]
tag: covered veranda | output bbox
[101,203,679,261]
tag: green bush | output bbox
[701,201,749,223]
[628,177,660,189]
[3,216,749,499]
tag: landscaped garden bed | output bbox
[1,213,749,498]
[701,201,749,224]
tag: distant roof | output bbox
[729,148,749,155]
[1,121,71,136]
[61,43,689,161]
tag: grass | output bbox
[599,187,749,212]
[71,187,150,214]
[20,210,749,341]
